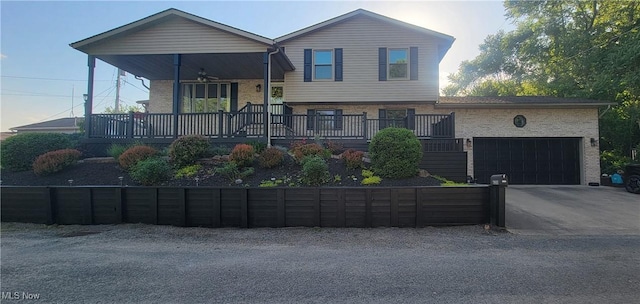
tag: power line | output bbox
[123,80,149,93]
[1,75,113,82]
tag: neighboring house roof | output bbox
[10,117,83,132]
[275,9,455,61]
[436,96,615,108]
[70,8,274,51]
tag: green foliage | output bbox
[333,174,342,183]
[168,135,210,167]
[174,164,202,179]
[369,128,423,179]
[292,143,326,162]
[361,169,374,178]
[342,149,365,170]
[301,155,330,186]
[214,162,254,182]
[229,144,256,167]
[258,147,284,168]
[246,140,267,154]
[0,133,75,172]
[600,150,636,175]
[118,145,158,170]
[32,149,82,176]
[129,157,172,186]
[103,105,143,114]
[361,176,382,185]
[210,145,231,156]
[107,144,128,160]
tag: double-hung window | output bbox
[388,49,408,79]
[314,50,333,80]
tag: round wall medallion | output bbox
[513,115,527,128]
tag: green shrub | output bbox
[342,149,365,169]
[361,176,382,185]
[210,145,231,156]
[301,156,330,186]
[118,145,158,170]
[107,144,129,159]
[361,169,374,178]
[32,149,82,176]
[292,143,326,162]
[600,150,636,174]
[168,135,210,167]
[174,164,202,179]
[369,127,423,179]
[129,158,172,186]
[215,162,254,182]
[258,147,284,168]
[247,140,267,154]
[1,133,74,171]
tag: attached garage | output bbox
[434,96,614,185]
[473,137,581,185]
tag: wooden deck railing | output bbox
[88,109,456,142]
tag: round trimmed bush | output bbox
[168,135,210,167]
[369,127,423,179]
[301,155,330,186]
[1,133,75,172]
[129,157,172,186]
[118,145,158,170]
[229,144,255,167]
[32,149,82,176]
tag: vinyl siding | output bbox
[281,15,441,103]
[83,17,269,55]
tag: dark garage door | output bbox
[473,137,580,185]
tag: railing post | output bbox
[226,112,232,137]
[362,112,368,140]
[218,110,224,138]
[127,112,135,138]
[450,112,456,138]
[315,112,320,136]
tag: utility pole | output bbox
[115,68,123,112]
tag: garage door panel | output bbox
[474,138,580,185]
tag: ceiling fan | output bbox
[196,68,219,82]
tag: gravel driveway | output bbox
[2,223,639,303]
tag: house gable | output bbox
[71,9,273,55]
[280,13,448,103]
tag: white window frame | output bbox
[313,49,333,81]
[388,48,409,80]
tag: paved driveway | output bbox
[506,185,640,235]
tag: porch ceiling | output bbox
[96,52,293,80]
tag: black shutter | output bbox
[307,109,315,130]
[335,109,343,130]
[230,83,238,111]
[407,108,416,130]
[410,47,418,80]
[335,48,343,81]
[379,48,387,81]
[378,109,386,130]
[304,49,312,82]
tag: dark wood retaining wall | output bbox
[1,186,502,228]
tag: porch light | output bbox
[256,84,262,92]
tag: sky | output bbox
[0,0,512,132]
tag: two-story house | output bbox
[71,8,609,185]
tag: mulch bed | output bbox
[0,155,442,188]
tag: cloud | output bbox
[0,53,6,59]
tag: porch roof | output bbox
[70,8,295,80]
